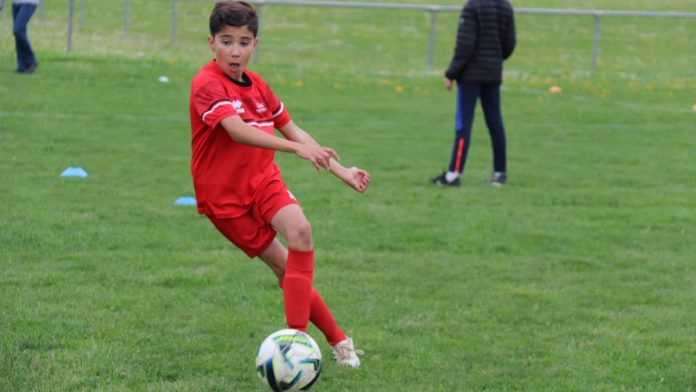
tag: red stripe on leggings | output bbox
[454,138,465,172]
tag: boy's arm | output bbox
[220,115,337,171]
[276,120,323,148]
[327,159,371,193]
[278,121,370,193]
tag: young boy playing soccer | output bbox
[189,1,369,367]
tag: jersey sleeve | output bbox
[272,101,291,129]
[261,82,292,129]
[191,80,240,129]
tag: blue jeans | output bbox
[13,3,38,71]
[448,82,507,174]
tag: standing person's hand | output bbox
[444,78,454,90]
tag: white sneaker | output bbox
[331,337,364,368]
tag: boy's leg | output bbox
[480,83,507,173]
[257,239,287,282]
[258,239,347,345]
[256,182,360,365]
[270,204,314,332]
[308,288,346,345]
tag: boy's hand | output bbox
[342,167,371,193]
[295,144,340,171]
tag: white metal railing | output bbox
[170,0,696,72]
[511,7,696,71]
[64,0,131,53]
[59,0,696,72]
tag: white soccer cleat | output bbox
[331,337,364,368]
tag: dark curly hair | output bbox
[209,1,258,37]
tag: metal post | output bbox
[124,0,130,36]
[171,0,177,45]
[67,0,75,53]
[591,13,601,72]
[428,10,437,71]
[79,0,84,29]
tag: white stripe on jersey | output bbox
[246,121,274,128]
[202,101,234,122]
[271,102,285,119]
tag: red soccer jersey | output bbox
[189,60,292,218]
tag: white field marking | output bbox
[0,110,186,123]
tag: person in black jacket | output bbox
[431,0,516,187]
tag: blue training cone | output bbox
[174,196,196,206]
[60,166,88,178]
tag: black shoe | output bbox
[431,172,460,187]
[24,62,39,74]
[487,172,507,187]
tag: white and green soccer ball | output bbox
[256,329,322,391]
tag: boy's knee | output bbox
[287,220,312,249]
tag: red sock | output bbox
[310,288,346,346]
[282,249,314,332]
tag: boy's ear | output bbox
[208,35,214,51]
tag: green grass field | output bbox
[1,0,695,391]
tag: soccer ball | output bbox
[256,329,322,391]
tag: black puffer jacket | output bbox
[445,0,516,84]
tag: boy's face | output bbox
[208,25,257,81]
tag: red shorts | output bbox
[207,177,298,258]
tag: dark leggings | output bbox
[448,82,507,174]
[12,3,38,71]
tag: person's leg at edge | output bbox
[447,82,480,180]
[480,83,507,174]
[258,239,347,346]
[12,4,38,72]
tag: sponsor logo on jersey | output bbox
[255,102,267,113]
[232,99,245,114]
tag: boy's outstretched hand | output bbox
[342,167,371,193]
[296,144,340,171]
